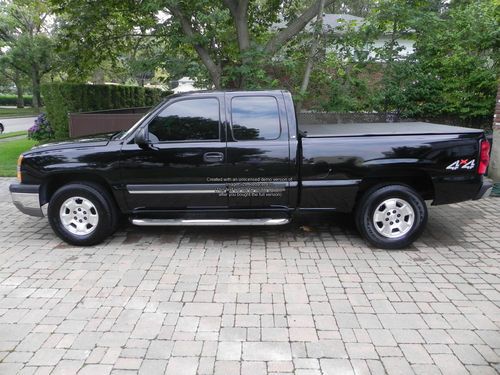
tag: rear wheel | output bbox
[355,184,427,249]
[48,182,119,246]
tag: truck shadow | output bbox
[116,204,487,250]
[119,212,365,246]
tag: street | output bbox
[0,116,37,134]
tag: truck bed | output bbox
[300,122,482,138]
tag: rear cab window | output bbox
[230,96,281,141]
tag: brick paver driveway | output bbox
[0,177,498,375]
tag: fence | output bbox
[68,107,149,138]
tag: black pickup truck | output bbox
[10,90,492,249]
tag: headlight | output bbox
[17,154,23,182]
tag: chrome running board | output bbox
[131,218,290,226]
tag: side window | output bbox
[149,98,220,142]
[231,96,281,141]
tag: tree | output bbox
[0,0,56,109]
[50,0,336,89]
[413,0,499,118]
[366,0,499,119]
[0,55,28,107]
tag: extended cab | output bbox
[10,90,492,248]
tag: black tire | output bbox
[355,184,427,249]
[48,182,119,246]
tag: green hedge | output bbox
[0,94,33,107]
[41,83,170,138]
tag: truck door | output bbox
[225,92,292,209]
[120,95,228,211]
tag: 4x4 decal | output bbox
[446,159,475,171]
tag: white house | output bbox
[273,13,415,61]
[172,77,197,93]
[321,14,415,61]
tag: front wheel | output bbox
[48,183,118,246]
[355,185,428,249]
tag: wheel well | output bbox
[40,173,116,206]
[356,173,435,203]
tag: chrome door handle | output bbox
[203,152,224,163]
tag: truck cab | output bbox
[120,90,298,214]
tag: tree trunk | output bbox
[223,0,250,88]
[31,66,41,110]
[296,0,326,113]
[223,1,250,53]
[193,44,222,89]
[235,12,250,88]
[14,70,24,108]
[169,5,222,89]
[235,14,250,56]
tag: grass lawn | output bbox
[0,131,27,140]
[0,137,37,177]
[0,107,43,118]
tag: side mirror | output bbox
[134,127,150,149]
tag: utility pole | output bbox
[489,83,500,182]
[296,0,326,114]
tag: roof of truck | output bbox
[300,122,484,137]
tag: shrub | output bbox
[0,94,33,107]
[28,113,54,141]
[41,83,170,138]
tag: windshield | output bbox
[118,98,169,140]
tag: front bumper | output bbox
[474,178,493,200]
[9,184,45,217]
